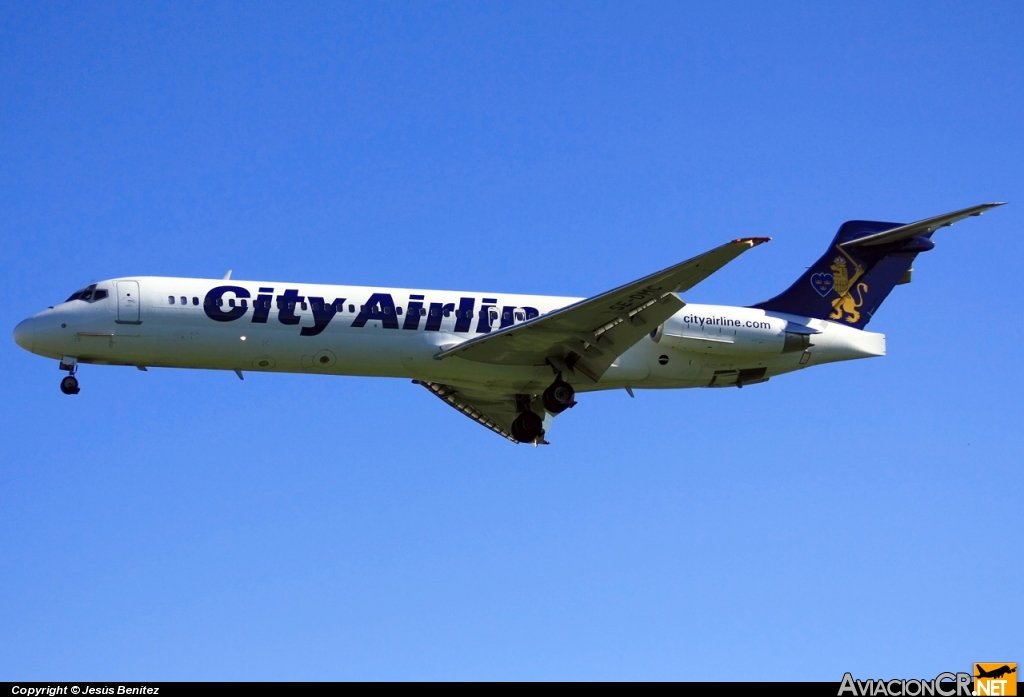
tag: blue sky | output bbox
[1,1,1021,680]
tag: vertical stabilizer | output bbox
[752,221,921,328]
[753,204,1003,328]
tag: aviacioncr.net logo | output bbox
[838,672,973,697]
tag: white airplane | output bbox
[13,203,1003,444]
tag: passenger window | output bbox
[241,299,247,309]
[396,307,403,315]
[384,306,391,315]
[287,302,294,310]
[229,299,236,307]
[349,304,355,313]
[301,302,307,311]
[180,296,187,305]
[192,297,198,305]
[515,311,525,321]
[420,307,426,316]
[168,296,175,304]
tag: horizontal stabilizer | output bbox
[841,202,1005,249]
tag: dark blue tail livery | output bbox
[752,220,929,329]
[752,204,1004,328]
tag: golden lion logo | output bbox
[828,255,869,324]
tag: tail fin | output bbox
[752,203,1004,328]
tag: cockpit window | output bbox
[66,284,95,302]
[65,284,107,303]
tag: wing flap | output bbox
[561,293,684,381]
[436,237,769,379]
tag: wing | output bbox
[841,202,1006,248]
[414,380,550,444]
[435,237,769,382]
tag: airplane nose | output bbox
[13,318,35,352]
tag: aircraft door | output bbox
[116,281,141,324]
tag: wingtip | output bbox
[734,236,771,246]
[970,202,1007,217]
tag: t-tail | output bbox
[752,203,1005,328]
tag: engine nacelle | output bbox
[655,305,786,356]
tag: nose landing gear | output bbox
[59,357,80,395]
[60,375,80,395]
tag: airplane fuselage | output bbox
[14,276,885,396]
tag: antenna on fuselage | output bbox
[222,270,232,280]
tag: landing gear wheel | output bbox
[511,411,544,443]
[543,380,576,414]
[60,375,80,395]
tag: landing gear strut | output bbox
[511,410,544,443]
[543,379,576,414]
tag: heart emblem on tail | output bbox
[811,272,834,297]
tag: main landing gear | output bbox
[510,378,577,444]
[511,410,544,443]
[542,379,576,414]
[59,358,80,395]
